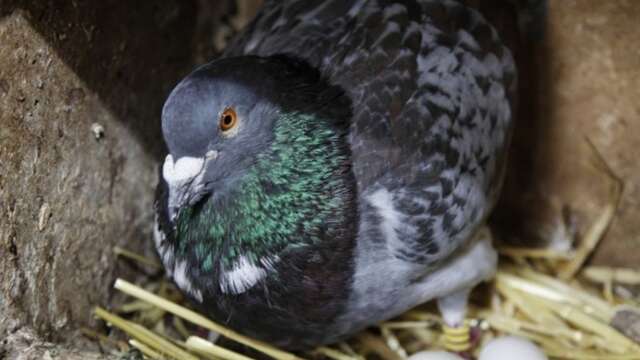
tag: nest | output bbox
[87,145,640,359]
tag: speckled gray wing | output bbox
[225,0,516,266]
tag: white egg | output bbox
[408,351,464,360]
[479,336,548,360]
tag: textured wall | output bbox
[495,0,640,266]
[0,0,244,356]
[0,10,155,339]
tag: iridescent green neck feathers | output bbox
[175,111,353,275]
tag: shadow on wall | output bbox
[1,0,235,159]
[466,1,558,249]
[491,21,557,247]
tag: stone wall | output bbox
[0,1,250,357]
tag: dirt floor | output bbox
[0,0,638,358]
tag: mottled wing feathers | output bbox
[358,1,516,264]
[224,0,516,264]
[225,0,357,68]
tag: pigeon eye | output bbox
[219,108,238,132]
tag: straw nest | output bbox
[87,145,640,359]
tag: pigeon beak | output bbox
[162,150,218,222]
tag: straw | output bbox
[583,266,640,285]
[113,246,163,269]
[94,307,198,360]
[93,186,640,360]
[129,339,164,359]
[186,336,255,360]
[313,346,360,360]
[114,279,304,360]
[558,138,623,279]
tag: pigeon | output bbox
[154,0,518,351]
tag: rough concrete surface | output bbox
[2,328,114,360]
[0,0,255,357]
[0,0,638,358]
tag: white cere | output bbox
[162,154,205,184]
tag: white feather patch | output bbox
[173,260,203,303]
[368,187,406,253]
[153,213,175,277]
[152,214,165,249]
[219,255,267,295]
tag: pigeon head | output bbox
[161,57,279,221]
[160,55,353,231]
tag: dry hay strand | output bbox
[92,245,640,359]
[90,141,640,359]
